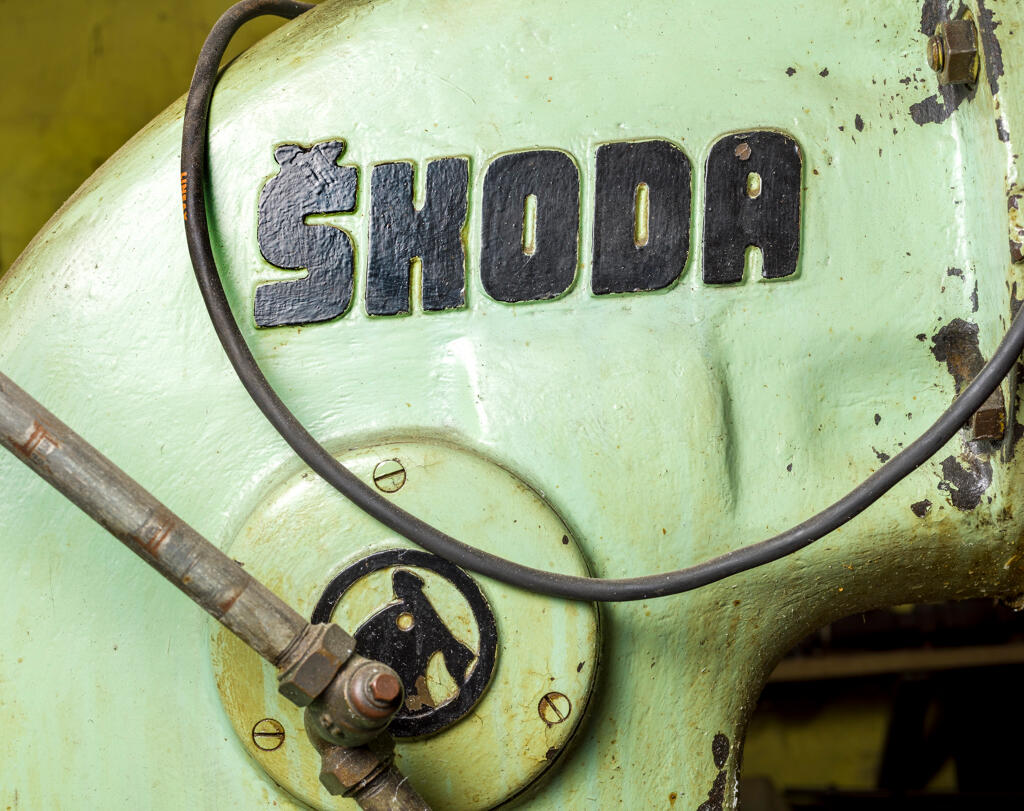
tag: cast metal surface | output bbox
[209,440,599,809]
[0,370,307,665]
[0,370,416,801]
[3,0,1024,807]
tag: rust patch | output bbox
[938,454,993,510]
[218,584,246,614]
[1008,285,1024,459]
[930,319,984,393]
[929,316,1005,441]
[14,420,60,462]
[911,499,932,518]
[133,510,175,556]
[928,319,995,507]
[1003,284,1024,461]
[1008,192,1024,263]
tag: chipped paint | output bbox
[912,0,978,125]
[930,319,985,392]
[2,0,1024,808]
[938,454,993,510]
[911,499,933,518]
[975,0,1005,97]
[697,733,732,811]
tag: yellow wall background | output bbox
[0,0,286,274]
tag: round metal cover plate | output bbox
[209,440,599,810]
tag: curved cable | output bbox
[183,0,1024,601]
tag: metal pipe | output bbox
[0,370,307,663]
[0,370,430,808]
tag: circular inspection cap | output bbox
[209,440,599,810]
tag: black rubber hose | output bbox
[183,0,1024,602]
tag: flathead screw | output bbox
[252,718,286,751]
[538,692,572,726]
[373,459,407,493]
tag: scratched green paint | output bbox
[1,0,1024,808]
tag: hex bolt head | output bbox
[372,459,407,493]
[368,672,402,705]
[251,718,286,751]
[928,18,979,86]
[347,661,404,722]
[538,692,572,726]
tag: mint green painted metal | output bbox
[2,0,1024,807]
[210,440,599,809]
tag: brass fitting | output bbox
[306,655,404,747]
[303,718,430,809]
[277,626,404,748]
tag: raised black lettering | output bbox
[254,141,357,327]
[366,158,469,315]
[592,140,691,294]
[480,150,579,302]
[702,131,802,284]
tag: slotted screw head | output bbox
[538,692,572,726]
[373,459,406,493]
[252,718,286,751]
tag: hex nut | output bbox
[278,624,354,708]
[319,744,389,797]
[969,387,1006,442]
[933,19,979,86]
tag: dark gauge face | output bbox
[313,549,498,738]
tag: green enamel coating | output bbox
[2,1,1024,807]
[210,440,598,809]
